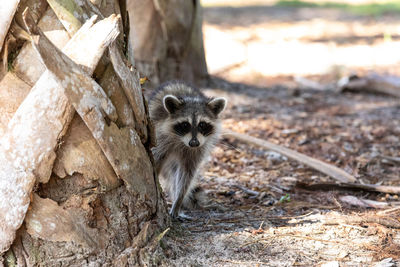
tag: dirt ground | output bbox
[156,2,400,266]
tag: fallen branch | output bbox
[296,181,400,195]
[342,182,400,194]
[223,129,357,183]
[282,211,400,229]
[233,184,261,197]
[377,206,400,215]
[380,155,400,164]
[324,214,400,229]
[240,233,347,248]
[339,195,388,209]
[339,74,400,98]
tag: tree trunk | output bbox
[0,0,174,265]
[126,0,208,88]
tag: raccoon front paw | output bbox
[177,212,194,221]
[169,210,193,221]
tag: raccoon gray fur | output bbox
[149,81,227,218]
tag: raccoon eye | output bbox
[198,121,213,136]
[173,121,191,136]
[181,121,191,129]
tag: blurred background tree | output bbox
[127,0,208,88]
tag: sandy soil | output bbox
[156,2,400,266]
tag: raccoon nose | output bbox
[189,138,200,147]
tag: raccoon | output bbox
[149,81,227,219]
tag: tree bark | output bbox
[0,0,168,265]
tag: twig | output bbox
[277,211,314,220]
[380,155,400,163]
[203,212,315,224]
[233,184,260,196]
[340,224,367,231]
[339,195,388,209]
[155,228,170,242]
[217,259,270,265]
[377,206,400,215]
[240,234,347,248]
[324,216,400,229]
[223,129,357,183]
[343,183,400,195]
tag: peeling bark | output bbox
[0,0,20,51]
[53,115,121,191]
[0,7,70,137]
[109,43,148,142]
[28,16,157,205]
[12,7,70,86]
[25,194,103,248]
[0,73,31,136]
[0,13,120,254]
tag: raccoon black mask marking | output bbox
[149,81,227,218]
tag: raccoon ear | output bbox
[207,97,227,116]
[163,95,182,114]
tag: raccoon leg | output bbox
[152,147,167,175]
[183,185,206,209]
[184,185,228,212]
[170,166,195,219]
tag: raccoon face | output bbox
[162,95,226,148]
[172,117,216,148]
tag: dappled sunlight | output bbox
[203,0,400,85]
